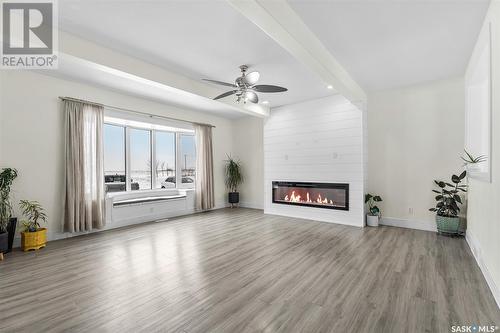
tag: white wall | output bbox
[0,70,233,240]
[466,1,500,308]
[264,95,365,227]
[368,78,465,231]
[232,116,264,209]
[0,70,3,164]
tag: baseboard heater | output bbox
[113,194,187,207]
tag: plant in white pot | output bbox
[365,194,382,227]
[461,149,486,173]
[429,170,467,235]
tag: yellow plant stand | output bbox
[21,228,47,251]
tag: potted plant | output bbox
[461,149,487,172]
[365,193,382,227]
[0,168,18,254]
[224,155,243,208]
[429,170,467,235]
[19,200,47,251]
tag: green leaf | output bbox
[432,190,441,194]
[364,194,373,203]
[373,196,382,202]
[459,170,466,180]
[451,175,460,183]
[435,195,443,201]
[454,195,462,204]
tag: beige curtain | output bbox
[194,124,215,210]
[63,100,105,232]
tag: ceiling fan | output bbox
[203,65,288,104]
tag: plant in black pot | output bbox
[429,170,467,235]
[224,155,243,208]
[0,168,18,254]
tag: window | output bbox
[179,134,196,188]
[130,128,151,191]
[103,124,126,192]
[103,116,195,192]
[155,131,176,189]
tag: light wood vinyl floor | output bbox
[1,208,499,333]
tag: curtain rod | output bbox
[58,96,216,128]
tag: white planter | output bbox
[366,215,379,227]
[466,164,482,174]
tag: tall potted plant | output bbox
[429,170,467,235]
[365,193,382,227]
[20,200,47,251]
[224,155,243,208]
[0,168,18,254]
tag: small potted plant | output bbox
[429,170,467,235]
[0,168,18,255]
[19,200,47,251]
[461,149,487,173]
[365,193,382,227]
[224,155,243,208]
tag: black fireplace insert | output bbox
[272,181,349,210]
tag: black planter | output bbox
[0,232,8,254]
[6,218,17,253]
[228,192,240,205]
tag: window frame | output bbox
[104,121,195,193]
[176,133,196,189]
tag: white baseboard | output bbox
[380,217,437,232]
[466,230,500,309]
[239,201,264,210]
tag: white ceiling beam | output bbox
[227,0,366,107]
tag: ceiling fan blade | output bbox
[203,79,237,88]
[245,91,259,103]
[243,71,260,85]
[214,90,237,100]
[252,85,288,93]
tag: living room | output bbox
[0,0,499,332]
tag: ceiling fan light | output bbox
[244,71,260,86]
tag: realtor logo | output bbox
[1,0,58,68]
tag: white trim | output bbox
[239,201,264,210]
[466,230,500,309]
[465,21,492,183]
[379,217,437,232]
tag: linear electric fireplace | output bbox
[272,181,349,210]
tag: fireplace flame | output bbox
[283,190,334,205]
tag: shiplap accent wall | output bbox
[264,95,365,227]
